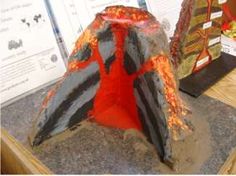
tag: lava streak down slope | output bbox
[29,6,192,165]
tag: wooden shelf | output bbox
[1,128,52,174]
[205,68,236,108]
[218,147,236,174]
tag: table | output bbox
[1,68,236,174]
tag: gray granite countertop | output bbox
[1,85,236,174]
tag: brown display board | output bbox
[175,0,236,97]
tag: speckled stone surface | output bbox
[1,85,236,174]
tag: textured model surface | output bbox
[171,0,223,79]
[30,6,191,165]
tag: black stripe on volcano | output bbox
[124,28,145,74]
[143,72,161,109]
[71,43,92,61]
[68,98,95,128]
[134,78,166,160]
[104,54,116,73]
[143,72,169,137]
[97,25,113,42]
[124,51,138,75]
[34,71,100,145]
[136,106,152,142]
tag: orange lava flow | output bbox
[139,55,191,139]
[90,23,143,130]
[152,57,190,135]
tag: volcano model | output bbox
[30,6,192,166]
[170,0,223,79]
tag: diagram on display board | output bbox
[170,0,236,97]
[170,0,223,79]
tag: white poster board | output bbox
[221,35,236,56]
[145,0,183,40]
[0,0,66,105]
